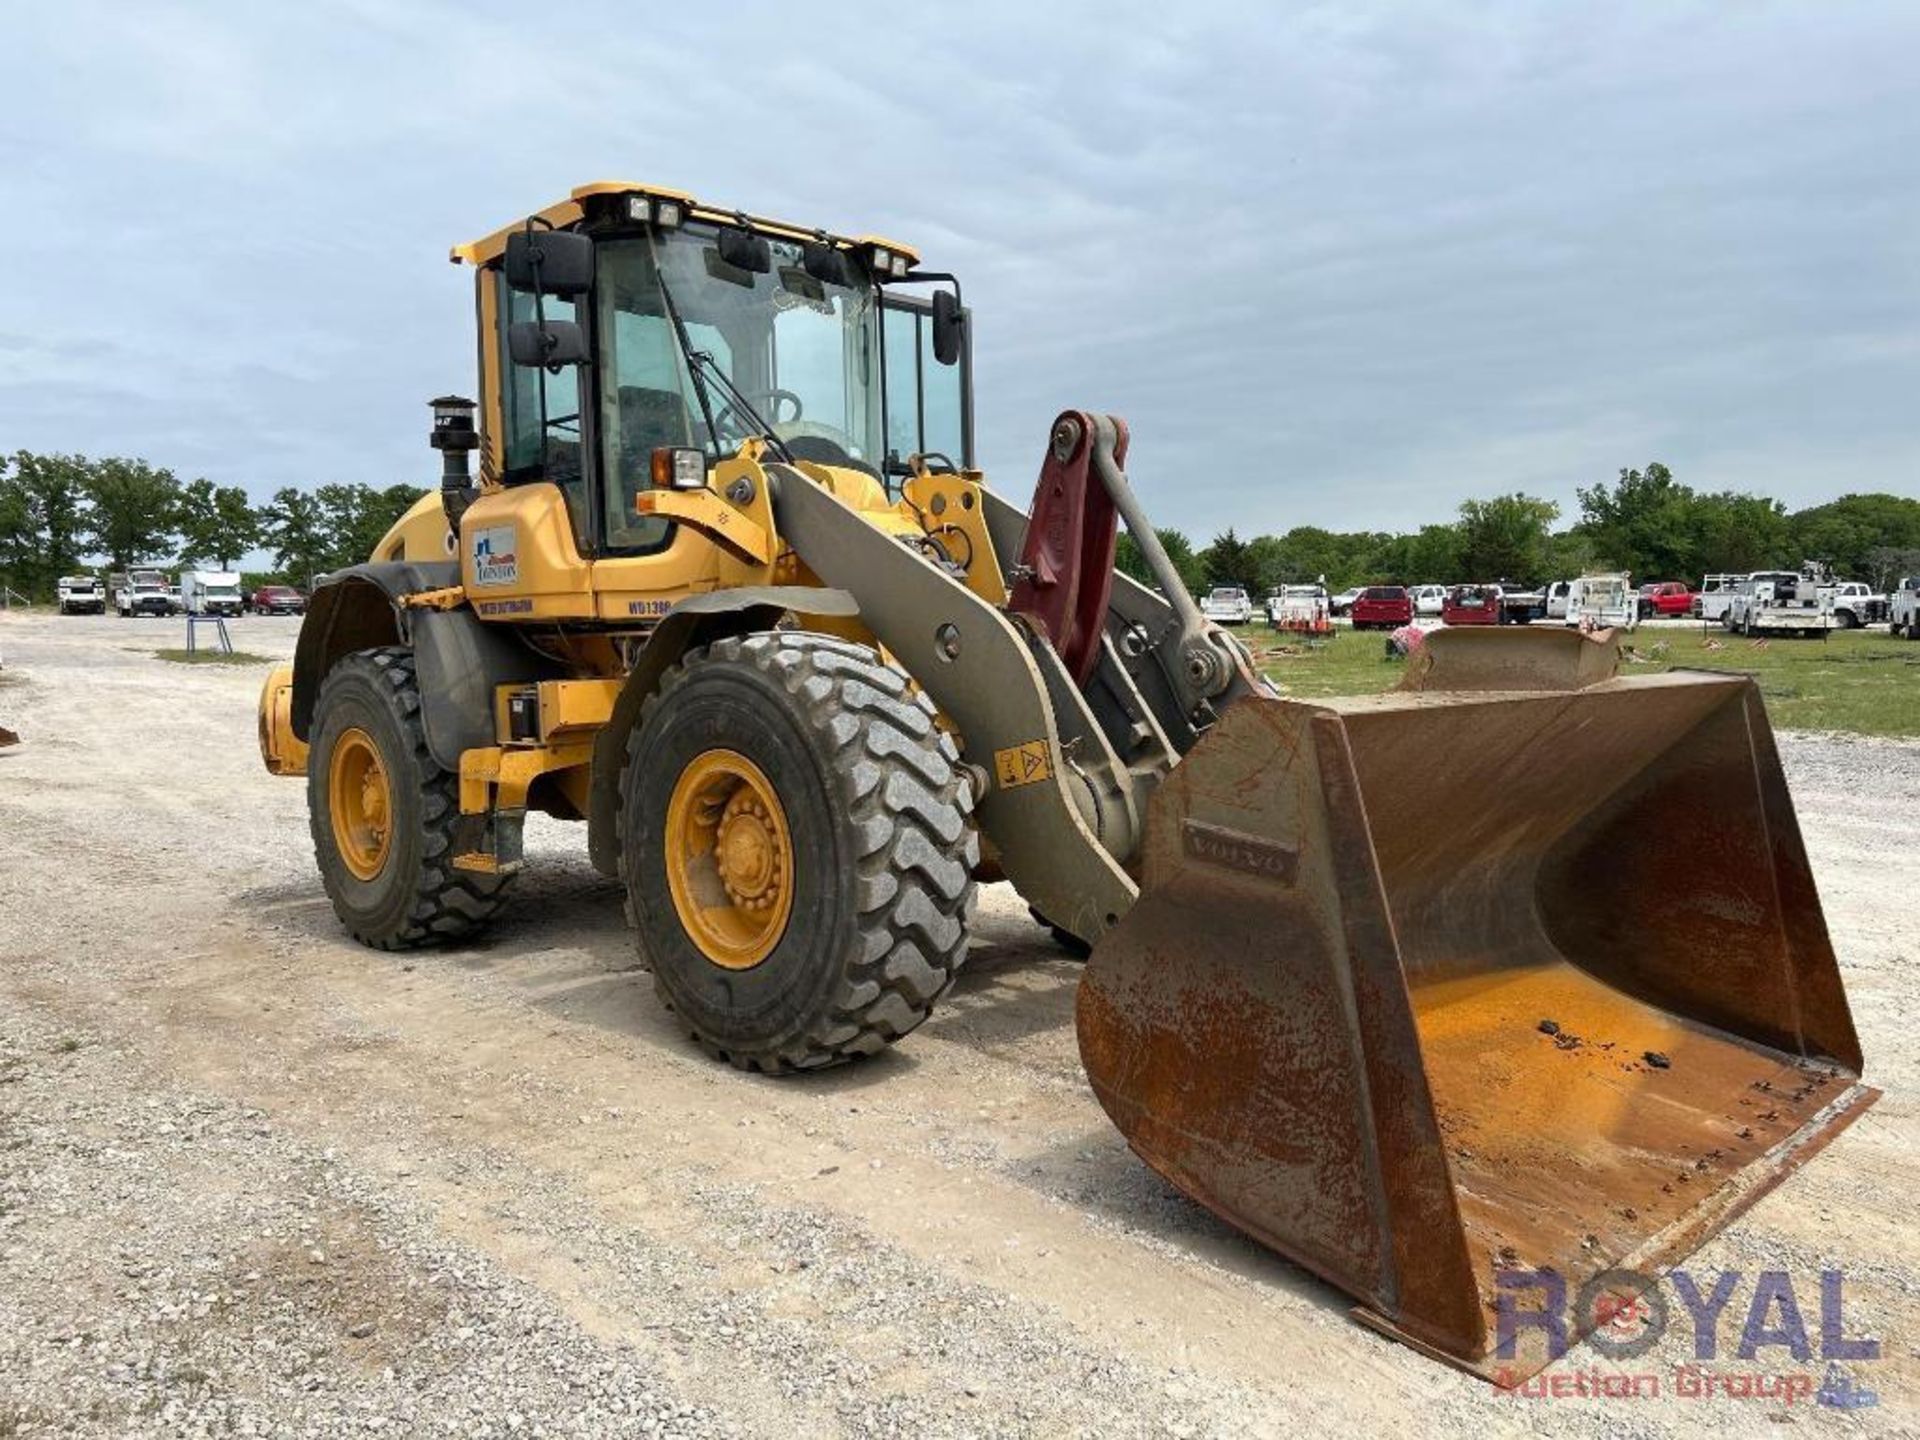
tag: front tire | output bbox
[307,647,512,950]
[621,632,978,1072]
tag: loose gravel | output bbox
[2,610,1916,1437]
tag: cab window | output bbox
[881,298,969,473]
[499,279,589,551]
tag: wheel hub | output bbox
[715,792,784,911]
[665,749,795,970]
[329,726,394,881]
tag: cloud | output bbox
[1,0,1914,549]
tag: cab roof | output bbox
[451,180,921,269]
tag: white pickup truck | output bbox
[1826,580,1887,630]
[112,569,174,618]
[1199,586,1253,625]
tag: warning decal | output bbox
[993,740,1053,790]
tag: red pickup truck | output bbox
[1638,581,1694,619]
[1441,584,1503,626]
[1349,585,1414,630]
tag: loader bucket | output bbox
[1077,628,1875,1380]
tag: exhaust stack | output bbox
[430,394,479,532]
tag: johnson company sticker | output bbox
[472,526,518,587]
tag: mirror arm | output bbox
[897,271,963,307]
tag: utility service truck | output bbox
[56,575,105,615]
[1725,565,1836,638]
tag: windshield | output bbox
[595,230,882,551]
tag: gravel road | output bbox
[2,610,1915,1437]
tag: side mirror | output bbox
[508,319,588,367]
[931,289,965,367]
[802,240,851,287]
[504,228,594,297]
[716,226,772,275]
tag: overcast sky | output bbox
[2,1,1914,545]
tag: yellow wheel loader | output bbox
[260,181,1875,1379]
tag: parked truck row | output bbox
[1197,562,1902,640]
[48,572,307,617]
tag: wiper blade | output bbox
[687,350,795,465]
[655,271,793,464]
[653,271,723,457]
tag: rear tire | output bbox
[621,632,978,1072]
[307,647,512,950]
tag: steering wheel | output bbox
[711,387,803,441]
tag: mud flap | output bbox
[1076,630,1876,1379]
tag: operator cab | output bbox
[453,182,972,560]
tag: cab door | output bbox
[880,293,973,481]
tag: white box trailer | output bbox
[181,570,244,616]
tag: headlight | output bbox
[625,195,684,229]
[651,446,708,491]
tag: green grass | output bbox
[1253,625,1920,738]
[153,648,273,666]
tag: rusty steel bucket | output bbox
[1077,628,1876,1379]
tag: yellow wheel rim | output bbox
[665,749,794,971]
[329,726,394,881]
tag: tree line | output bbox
[5,448,1914,605]
[1120,464,1920,597]
[0,450,426,598]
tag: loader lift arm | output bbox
[771,412,1263,946]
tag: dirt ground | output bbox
[2,608,1916,1438]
